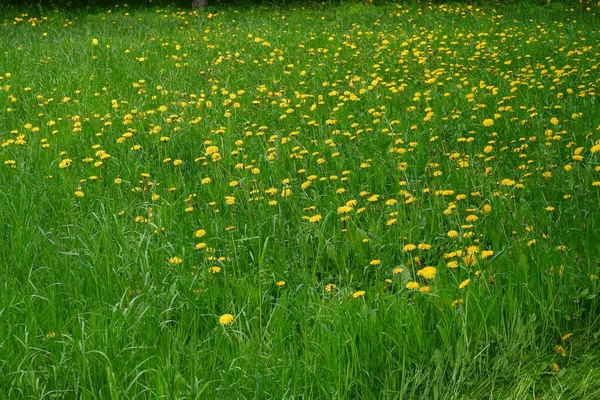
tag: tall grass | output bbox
[1,0,600,398]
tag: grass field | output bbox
[1,0,600,398]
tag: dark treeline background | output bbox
[1,0,586,9]
[1,0,325,8]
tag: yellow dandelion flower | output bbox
[352,290,366,298]
[403,244,416,252]
[337,205,353,214]
[465,214,479,222]
[459,279,471,289]
[451,299,464,308]
[466,246,479,255]
[406,281,420,290]
[553,345,566,357]
[219,314,234,325]
[481,250,494,259]
[205,146,219,156]
[169,256,183,265]
[482,119,494,127]
[463,255,477,266]
[417,266,437,280]
[195,229,206,238]
[59,159,73,168]
[308,215,322,223]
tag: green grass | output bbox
[1,0,600,398]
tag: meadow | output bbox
[1,0,600,398]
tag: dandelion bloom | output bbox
[337,205,352,214]
[466,245,479,255]
[459,279,471,289]
[195,229,206,238]
[219,314,234,325]
[225,196,235,205]
[481,250,494,259]
[553,345,566,357]
[465,214,478,222]
[406,281,420,290]
[205,146,219,156]
[325,284,337,292]
[417,266,437,280]
[451,299,464,308]
[403,244,416,252]
[308,215,322,223]
[500,178,516,186]
[352,290,366,298]
[482,119,494,127]
[463,255,477,266]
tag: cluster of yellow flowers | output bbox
[1,1,599,323]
